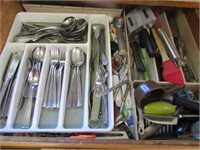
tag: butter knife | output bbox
[0,51,23,107]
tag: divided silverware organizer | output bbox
[0,12,114,132]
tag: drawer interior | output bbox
[0,3,199,143]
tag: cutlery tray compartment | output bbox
[0,12,114,132]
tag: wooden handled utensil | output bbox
[151,28,184,84]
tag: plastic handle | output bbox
[140,28,157,57]
[173,97,199,114]
[129,38,146,72]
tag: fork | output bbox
[47,47,60,108]
[56,51,66,108]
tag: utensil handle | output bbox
[48,67,57,108]
[97,40,108,66]
[66,69,76,107]
[140,28,157,57]
[42,70,51,107]
[0,78,13,118]
[0,78,11,107]
[101,93,108,125]
[157,28,181,67]
[76,68,83,107]
[137,107,145,135]
[115,26,126,52]
[100,79,129,97]
[57,67,64,108]
[129,39,146,72]
[22,86,34,129]
[173,97,200,114]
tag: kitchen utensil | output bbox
[140,28,157,57]
[167,12,197,82]
[126,7,156,34]
[32,46,46,66]
[92,24,108,66]
[127,6,157,58]
[67,47,85,107]
[18,58,33,109]
[134,80,183,108]
[20,16,76,36]
[173,97,200,114]
[0,52,23,107]
[142,113,199,125]
[140,123,164,139]
[22,67,40,128]
[112,75,122,107]
[137,107,145,135]
[120,84,131,113]
[152,9,182,67]
[46,47,60,108]
[56,51,66,108]
[113,17,127,53]
[98,79,129,97]
[144,101,176,115]
[13,30,60,43]
[151,28,184,85]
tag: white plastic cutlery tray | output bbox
[0,12,114,132]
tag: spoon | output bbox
[62,16,76,30]
[92,24,108,66]
[14,17,77,43]
[18,58,33,109]
[22,67,40,129]
[32,46,46,69]
[67,47,85,107]
[31,46,46,99]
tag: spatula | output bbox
[151,28,184,85]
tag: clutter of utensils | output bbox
[0,6,199,140]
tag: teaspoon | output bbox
[67,47,85,108]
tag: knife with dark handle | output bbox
[129,35,146,72]
[140,28,157,57]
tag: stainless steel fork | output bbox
[56,51,66,108]
[47,47,60,108]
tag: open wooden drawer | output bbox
[0,1,199,149]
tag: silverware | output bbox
[22,66,40,129]
[0,52,23,107]
[47,47,60,108]
[98,79,129,97]
[92,24,108,66]
[67,47,85,108]
[56,51,66,108]
[113,17,127,53]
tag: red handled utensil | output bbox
[151,28,184,84]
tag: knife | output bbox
[0,51,23,107]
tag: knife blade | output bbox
[0,51,23,107]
